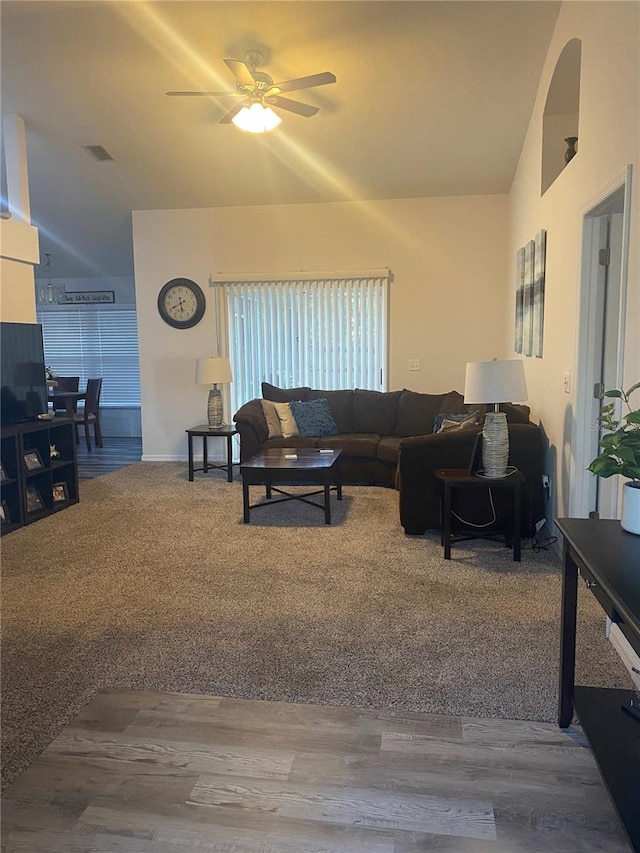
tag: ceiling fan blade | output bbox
[166,91,241,97]
[267,71,336,96]
[219,102,245,124]
[267,96,319,118]
[224,58,257,87]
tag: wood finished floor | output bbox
[76,436,142,481]
[1,689,631,852]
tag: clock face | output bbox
[157,279,205,328]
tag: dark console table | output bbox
[556,517,640,852]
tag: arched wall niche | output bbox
[541,38,582,195]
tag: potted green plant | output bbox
[588,382,640,534]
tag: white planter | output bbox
[621,481,640,535]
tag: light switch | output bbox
[563,372,571,394]
[409,359,421,372]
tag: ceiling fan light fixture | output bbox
[232,102,281,133]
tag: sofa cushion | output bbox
[273,401,299,438]
[261,436,320,450]
[317,433,381,458]
[377,435,404,464]
[261,400,283,438]
[262,382,311,402]
[353,389,400,435]
[307,389,354,433]
[474,403,531,424]
[434,410,479,433]
[501,403,531,423]
[440,390,466,414]
[234,399,269,443]
[393,390,448,436]
[290,398,339,438]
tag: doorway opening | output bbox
[570,166,633,519]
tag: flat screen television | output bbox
[1,322,48,426]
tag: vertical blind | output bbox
[36,307,141,407]
[221,273,389,413]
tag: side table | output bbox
[435,468,525,561]
[186,424,238,483]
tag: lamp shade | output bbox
[195,357,233,385]
[464,359,527,404]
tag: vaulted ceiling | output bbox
[1,1,561,278]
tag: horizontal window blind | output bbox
[222,274,388,413]
[37,308,141,407]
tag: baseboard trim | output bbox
[141,455,228,464]
[141,455,184,462]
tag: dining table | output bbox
[48,390,86,419]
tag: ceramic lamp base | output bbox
[482,411,509,478]
[207,388,223,428]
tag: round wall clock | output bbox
[157,278,206,329]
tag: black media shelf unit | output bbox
[1,418,79,535]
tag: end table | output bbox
[435,468,526,561]
[186,424,238,483]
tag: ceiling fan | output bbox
[166,50,336,131]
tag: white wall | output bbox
[133,195,508,460]
[1,113,39,323]
[508,1,640,522]
[0,218,39,322]
[0,256,36,322]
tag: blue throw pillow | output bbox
[290,398,339,438]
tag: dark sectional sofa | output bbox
[233,382,545,537]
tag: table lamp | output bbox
[195,357,233,428]
[464,359,528,478]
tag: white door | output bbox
[589,212,624,517]
[572,168,631,521]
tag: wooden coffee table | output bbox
[240,448,342,524]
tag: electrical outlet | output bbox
[563,372,571,394]
[408,359,421,371]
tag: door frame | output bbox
[569,165,633,518]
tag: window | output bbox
[217,271,389,413]
[36,307,141,407]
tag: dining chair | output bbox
[52,376,80,414]
[74,378,103,452]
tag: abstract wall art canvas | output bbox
[532,229,546,358]
[514,229,546,358]
[514,247,525,354]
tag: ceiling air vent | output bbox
[84,145,115,162]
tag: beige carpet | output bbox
[0,462,631,791]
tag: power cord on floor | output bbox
[532,534,558,552]
[518,534,558,551]
[450,482,558,551]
